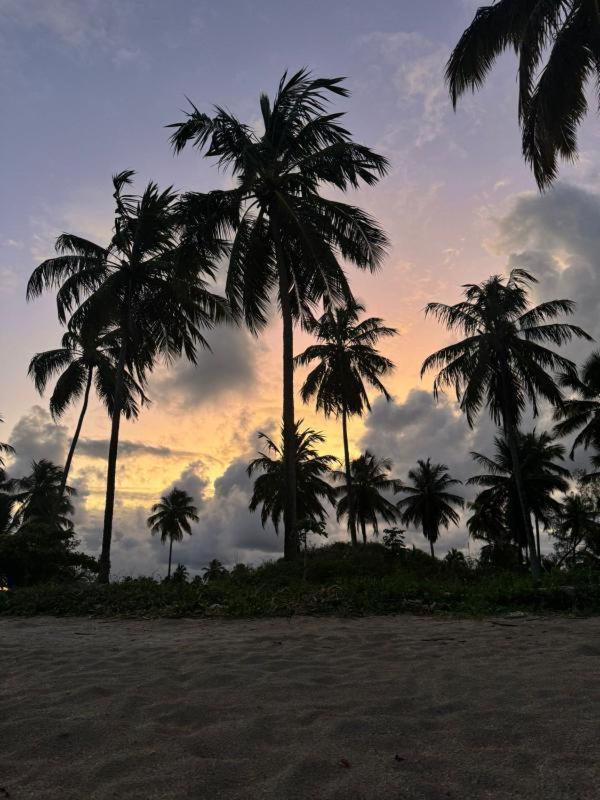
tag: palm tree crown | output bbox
[447,0,600,189]
[248,423,338,535]
[334,451,401,544]
[554,351,600,474]
[147,487,199,579]
[397,458,464,557]
[10,460,75,532]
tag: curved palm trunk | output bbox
[341,404,358,547]
[98,343,127,583]
[167,537,173,580]
[59,366,93,500]
[272,214,298,560]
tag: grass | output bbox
[1,543,598,618]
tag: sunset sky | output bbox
[3,0,600,576]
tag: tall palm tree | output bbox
[422,269,590,578]
[10,459,75,532]
[171,69,389,559]
[295,301,396,547]
[147,487,199,579]
[28,321,146,499]
[0,415,14,471]
[27,171,227,582]
[334,451,400,544]
[554,351,600,476]
[397,459,464,558]
[447,0,600,189]
[248,423,338,538]
[468,430,570,560]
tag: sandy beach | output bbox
[1,614,599,799]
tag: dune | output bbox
[1,614,599,799]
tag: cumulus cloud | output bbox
[7,405,68,477]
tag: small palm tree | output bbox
[334,451,401,544]
[467,493,517,569]
[397,459,464,558]
[28,321,146,499]
[295,301,396,547]
[554,351,600,477]
[28,171,227,582]
[248,423,338,540]
[202,559,228,582]
[552,491,600,567]
[469,430,571,560]
[0,415,14,470]
[171,69,389,559]
[10,459,75,532]
[147,487,199,579]
[422,269,590,579]
[447,1,600,189]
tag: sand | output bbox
[1,614,599,800]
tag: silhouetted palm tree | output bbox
[203,559,227,582]
[397,459,464,558]
[171,69,389,559]
[0,415,14,470]
[147,487,199,579]
[295,301,396,547]
[28,321,146,499]
[467,493,517,568]
[422,269,590,578]
[27,171,227,582]
[554,351,600,478]
[248,423,338,539]
[334,451,400,544]
[11,459,75,533]
[469,430,570,560]
[447,1,600,188]
[552,491,600,566]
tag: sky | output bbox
[3,0,600,576]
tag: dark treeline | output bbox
[4,14,600,593]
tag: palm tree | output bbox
[295,301,396,547]
[28,321,146,499]
[468,430,570,560]
[421,269,590,579]
[248,423,338,539]
[554,351,600,476]
[447,1,600,189]
[552,491,600,566]
[334,451,400,544]
[397,459,464,558]
[0,415,14,470]
[10,459,75,532]
[27,171,227,582]
[171,69,389,559]
[147,487,199,579]
[467,493,517,568]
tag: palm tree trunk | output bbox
[535,515,541,560]
[98,342,126,583]
[59,366,93,499]
[168,537,173,580]
[360,518,367,545]
[341,404,358,547]
[430,540,435,559]
[272,213,298,560]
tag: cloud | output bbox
[7,405,68,477]
[77,438,197,460]
[153,325,259,410]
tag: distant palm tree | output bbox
[202,559,228,582]
[467,493,517,568]
[0,415,14,470]
[295,301,396,547]
[11,459,75,533]
[248,423,338,539]
[397,459,464,558]
[447,1,600,189]
[28,321,146,499]
[171,69,389,559]
[469,430,570,560]
[334,451,401,544]
[554,351,600,478]
[147,487,199,579]
[27,171,227,582]
[552,491,600,567]
[422,269,590,579]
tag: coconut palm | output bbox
[396,459,464,558]
[295,301,396,547]
[10,460,75,532]
[28,320,147,499]
[554,351,600,477]
[552,491,600,566]
[248,423,338,539]
[147,487,199,579]
[27,171,227,582]
[334,451,401,544]
[171,69,389,559]
[467,493,517,568]
[0,416,14,470]
[447,0,600,189]
[422,269,590,578]
[469,430,570,560]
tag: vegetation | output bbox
[147,488,199,579]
